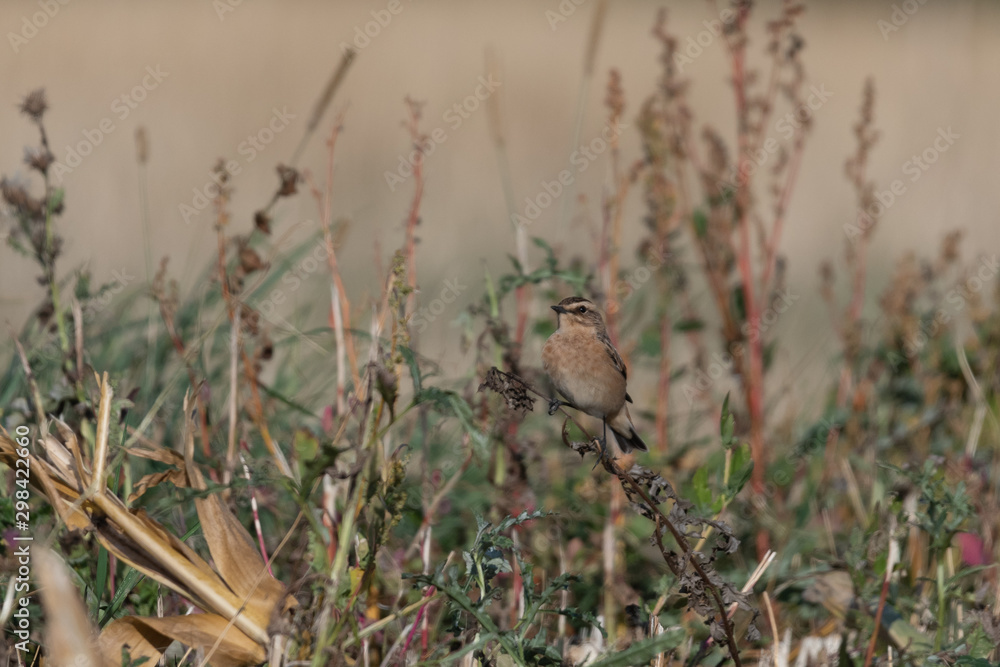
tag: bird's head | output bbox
[550,296,605,332]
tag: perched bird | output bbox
[542,296,647,458]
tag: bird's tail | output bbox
[608,409,648,454]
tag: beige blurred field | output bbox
[2,0,998,403]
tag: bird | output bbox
[541,296,647,458]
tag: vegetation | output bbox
[2,2,1000,666]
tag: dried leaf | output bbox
[0,390,294,657]
[195,492,293,630]
[36,549,101,667]
[128,468,188,504]
[101,614,265,667]
[479,366,536,414]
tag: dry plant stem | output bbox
[11,329,47,426]
[489,368,744,665]
[237,324,290,479]
[251,51,355,243]
[289,49,356,168]
[340,595,442,650]
[729,19,768,512]
[956,342,987,457]
[703,549,775,650]
[753,5,805,294]
[864,546,895,667]
[312,117,362,394]
[225,305,241,484]
[762,592,779,665]
[135,128,158,408]
[403,450,472,562]
[656,312,672,451]
[403,98,425,316]
[760,140,805,292]
[42,193,69,360]
[320,388,386,650]
[651,515,742,667]
[71,298,84,390]
[214,198,235,466]
[827,82,879,472]
[210,193,293,478]
[240,446,271,575]
[63,372,114,522]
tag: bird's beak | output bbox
[551,305,568,315]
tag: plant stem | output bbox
[43,208,69,356]
[936,559,946,650]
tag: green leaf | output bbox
[531,237,553,251]
[692,208,708,238]
[47,187,65,214]
[416,386,489,454]
[257,382,317,418]
[673,318,705,332]
[638,326,661,357]
[533,318,556,339]
[399,345,423,394]
[720,392,735,448]
[92,546,109,618]
[944,563,996,590]
[726,447,754,499]
[730,284,747,323]
[692,467,712,509]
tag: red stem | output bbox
[399,586,435,663]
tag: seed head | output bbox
[20,89,48,121]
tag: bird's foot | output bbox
[591,436,614,470]
[548,399,564,416]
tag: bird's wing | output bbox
[598,330,628,382]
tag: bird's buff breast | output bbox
[542,330,626,417]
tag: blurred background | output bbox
[2,0,998,407]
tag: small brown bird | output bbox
[542,296,647,457]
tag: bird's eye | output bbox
[578,306,587,314]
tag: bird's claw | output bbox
[548,399,563,416]
[591,436,615,470]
